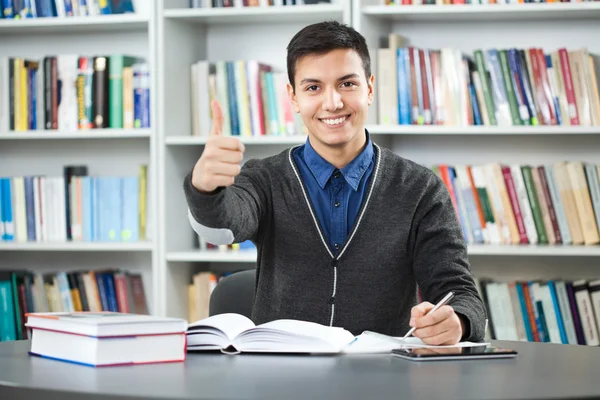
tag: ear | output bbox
[287,82,300,113]
[367,74,375,106]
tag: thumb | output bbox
[210,99,224,136]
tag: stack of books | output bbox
[26,312,188,367]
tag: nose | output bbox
[322,87,343,112]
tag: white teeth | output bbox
[321,116,347,125]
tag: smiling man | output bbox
[183,20,487,345]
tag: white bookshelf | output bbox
[156,0,352,320]
[354,0,600,282]
[167,245,600,263]
[0,14,149,34]
[0,128,151,140]
[0,241,153,252]
[0,6,159,315]
[361,3,600,22]
[365,125,600,136]
[5,1,599,324]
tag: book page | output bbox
[242,319,355,349]
[187,313,255,341]
[344,332,490,354]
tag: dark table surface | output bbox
[1,339,599,400]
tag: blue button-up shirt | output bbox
[292,131,375,254]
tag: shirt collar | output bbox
[302,130,374,192]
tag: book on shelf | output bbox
[188,0,332,8]
[377,34,600,127]
[430,162,600,246]
[25,311,187,367]
[190,59,305,137]
[0,269,149,342]
[475,277,600,347]
[0,0,138,19]
[0,55,150,133]
[0,164,148,243]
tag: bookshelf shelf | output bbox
[163,4,345,25]
[167,250,258,263]
[0,14,149,34]
[167,245,600,262]
[365,125,600,136]
[0,129,152,140]
[361,3,600,22]
[165,135,308,146]
[0,241,153,252]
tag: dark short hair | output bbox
[286,20,371,91]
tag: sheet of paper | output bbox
[343,331,490,354]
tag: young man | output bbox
[183,20,487,345]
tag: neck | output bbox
[309,129,367,170]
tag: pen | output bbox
[402,291,455,340]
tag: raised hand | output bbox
[192,100,245,193]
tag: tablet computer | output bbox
[392,346,518,361]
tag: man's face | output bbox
[287,48,374,149]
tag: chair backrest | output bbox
[209,269,256,319]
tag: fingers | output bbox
[211,147,244,164]
[410,302,434,321]
[206,161,241,177]
[210,99,224,137]
[208,136,245,152]
[419,328,460,346]
[413,305,454,329]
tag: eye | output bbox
[306,85,319,92]
[341,81,357,88]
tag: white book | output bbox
[544,165,572,245]
[187,313,355,354]
[13,177,28,242]
[26,312,188,367]
[539,283,563,344]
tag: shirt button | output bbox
[334,243,339,249]
[334,171,341,179]
[334,201,340,207]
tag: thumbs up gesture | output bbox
[191,100,245,193]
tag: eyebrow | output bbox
[299,73,360,86]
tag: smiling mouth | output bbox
[318,115,350,127]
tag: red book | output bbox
[558,48,580,125]
[502,166,529,244]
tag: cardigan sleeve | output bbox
[183,158,269,245]
[409,172,488,342]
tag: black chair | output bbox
[209,269,256,319]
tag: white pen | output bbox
[402,291,455,340]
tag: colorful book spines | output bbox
[378,45,600,127]
[432,162,600,246]
[0,167,147,243]
[3,56,150,132]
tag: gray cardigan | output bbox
[183,143,487,341]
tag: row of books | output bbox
[382,0,599,5]
[0,269,149,342]
[0,0,136,18]
[377,39,600,127]
[431,162,600,246]
[476,278,600,346]
[191,59,302,137]
[0,55,151,133]
[0,164,148,243]
[189,0,331,7]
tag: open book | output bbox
[186,313,355,354]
